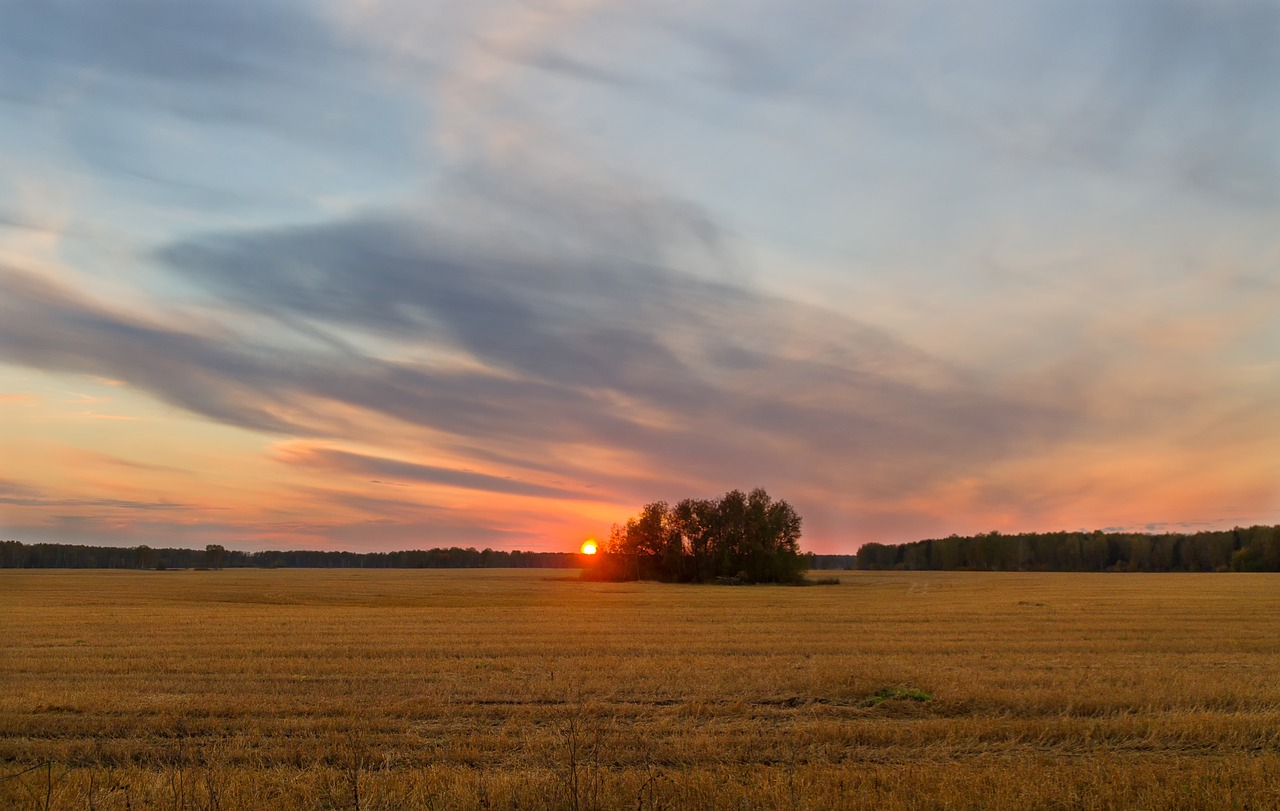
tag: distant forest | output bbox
[0,539,853,571]
[0,542,579,570]
[856,525,1280,572]
[6,526,1277,572]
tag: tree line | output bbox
[0,537,834,574]
[855,525,1280,572]
[0,541,581,570]
[806,554,858,570]
[11,524,1272,574]
[588,488,807,583]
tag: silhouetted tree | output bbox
[133,544,156,569]
[593,488,806,583]
[204,544,226,570]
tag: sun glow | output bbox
[580,539,598,555]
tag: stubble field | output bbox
[2,568,1279,809]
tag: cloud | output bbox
[55,449,192,476]
[1,168,1075,542]
[278,446,594,501]
[669,22,806,97]
[0,1,350,102]
[2,502,531,551]
[155,161,1075,493]
[0,0,430,223]
[4,84,1272,548]
[0,211,59,235]
[908,0,1280,207]
[0,497,192,511]
[0,266,305,434]
[0,482,197,512]
[2,100,1110,541]
[0,474,200,517]
[507,49,641,90]
[0,478,41,499]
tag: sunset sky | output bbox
[1,1,1277,553]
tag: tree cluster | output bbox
[588,488,806,583]
[855,525,1280,572]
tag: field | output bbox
[3,569,1279,809]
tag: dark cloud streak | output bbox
[286,448,592,501]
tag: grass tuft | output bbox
[868,687,934,706]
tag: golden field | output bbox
[2,569,1278,809]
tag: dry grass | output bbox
[2,569,1279,809]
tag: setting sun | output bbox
[580,539,598,555]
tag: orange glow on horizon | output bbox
[580,539,598,555]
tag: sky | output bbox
[1,0,1277,554]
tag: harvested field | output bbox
[2,569,1279,809]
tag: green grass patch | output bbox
[868,687,934,706]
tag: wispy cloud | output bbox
[277,445,595,501]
